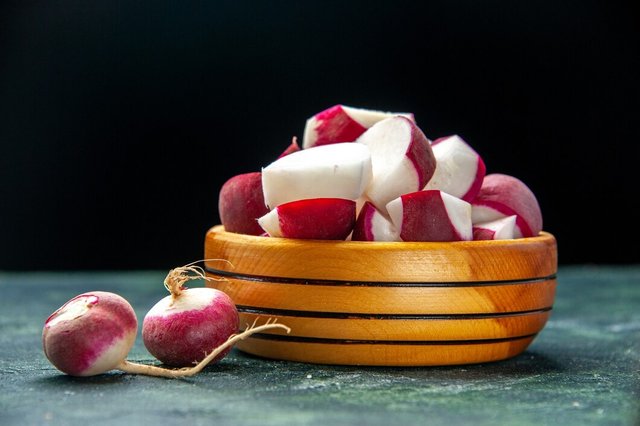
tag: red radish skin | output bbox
[387,190,472,242]
[471,173,543,238]
[143,287,239,367]
[352,201,400,242]
[258,198,356,240]
[218,172,269,235]
[357,116,436,213]
[426,135,486,202]
[42,291,138,377]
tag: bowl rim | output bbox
[204,225,557,282]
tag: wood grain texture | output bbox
[204,225,557,282]
[204,226,558,365]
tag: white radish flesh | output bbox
[386,190,472,242]
[261,143,372,209]
[473,215,517,240]
[357,116,436,214]
[352,201,400,241]
[424,135,486,202]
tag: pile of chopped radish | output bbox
[218,104,543,242]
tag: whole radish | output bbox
[42,291,137,377]
[42,264,290,378]
[142,264,240,367]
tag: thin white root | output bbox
[117,321,290,378]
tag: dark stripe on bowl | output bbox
[237,305,553,320]
[205,265,556,287]
[242,332,538,346]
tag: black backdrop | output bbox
[1,0,638,270]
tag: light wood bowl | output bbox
[204,225,557,366]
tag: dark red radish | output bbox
[425,135,486,202]
[261,142,372,210]
[471,173,543,238]
[258,198,356,240]
[352,201,400,242]
[42,291,138,377]
[473,215,517,240]
[357,116,436,214]
[142,265,240,367]
[302,104,414,149]
[386,190,472,242]
[218,172,269,235]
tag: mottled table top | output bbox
[1,266,638,426]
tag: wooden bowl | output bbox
[204,225,557,366]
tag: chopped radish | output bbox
[278,136,301,158]
[261,142,372,210]
[42,291,137,377]
[302,104,414,149]
[142,266,240,367]
[387,190,472,242]
[471,173,543,238]
[258,198,356,240]
[357,116,436,213]
[218,172,269,235]
[352,201,400,241]
[424,135,486,202]
[473,215,517,240]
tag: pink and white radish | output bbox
[302,104,414,149]
[471,173,543,238]
[42,291,138,377]
[218,172,270,235]
[42,267,290,378]
[473,215,517,240]
[352,201,400,242]
[261,142,372,209]
[386,190,472,242]
[142,266,240,367]
[357,116,436,214]
[258,198,356,240]
[424,135,486,202]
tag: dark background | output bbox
[1,0,638,270]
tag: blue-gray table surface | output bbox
[1,266,638,426]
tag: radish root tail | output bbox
[117,320,290,379]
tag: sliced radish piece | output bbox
[258,198,356,240]
[277,136,301,158]
[386,190,472,242]
[471,173,543,238]
[357,116,436,213]
[424,135,486,202]
[473,215,517,240]
[352,201,400,241]
[302,104,414,149]
[261,143,372,209]
[218,172,269,235]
